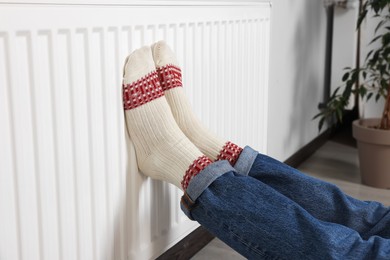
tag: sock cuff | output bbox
[216,141,243,166]
[156,64,183,91]
[181,155,213,190]
[123,70,164,110]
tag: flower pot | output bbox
[352,118,390,189]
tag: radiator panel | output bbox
[0,2,270,259]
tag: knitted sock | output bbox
[151,41,243,165]
[123,46,212,190]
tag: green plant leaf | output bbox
[382,47,390,60]
[342,72,350,82]
[370,50,381,65]
[381,78,388,88]
[380,64,387,75]
[359,86,367,98]
[357,9,368,29]
[362,71,367,79]
[373,2,380,13]
[318,117,326,132]
[313,111,324,120]
[336,108,343,123]
[331,87,341,99]
[367,92,374,101]
[369,35,383,45]
[343,88,353,100]
[382,32,390,46]
[351,70,359,82]
[375,20,386,33]
[365,50,374,61]
[376,93,381,102]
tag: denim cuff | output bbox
[234,146,258,176]
[180,160,236,220]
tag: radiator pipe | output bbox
[319,2,335,109]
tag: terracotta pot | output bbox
[352,118,390,189]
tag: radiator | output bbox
[0,1,271,259]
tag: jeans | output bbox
[180,146,390,260]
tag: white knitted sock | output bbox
[123,46,212,190]
[151,41,243,165]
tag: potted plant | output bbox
[315,0,390,189]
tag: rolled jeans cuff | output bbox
[180,160,236,220]
[234,146,258,176]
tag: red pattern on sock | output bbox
[123,71,164,110]
[156,64,183,91]
[217,141,243,166]
[181,156,213,190]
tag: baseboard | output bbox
[156,226,214,260]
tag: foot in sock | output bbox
[151,40,243,165]
[122,46,212,190]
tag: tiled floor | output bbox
[191,139,390,259]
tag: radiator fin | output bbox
[0,2,270,259]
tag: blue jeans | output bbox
[180,146,390,259]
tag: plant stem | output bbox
[380,81,390,129]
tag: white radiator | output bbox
[0,1,271,259]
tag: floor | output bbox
[191,135,390,259]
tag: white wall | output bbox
[268,0,327,161]
[267,0,363,161]
[331,3,359,110]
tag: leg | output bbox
[152,42,390,252]
[183,162,390,259]
[234,146,390,239]
[150,42,390,238]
